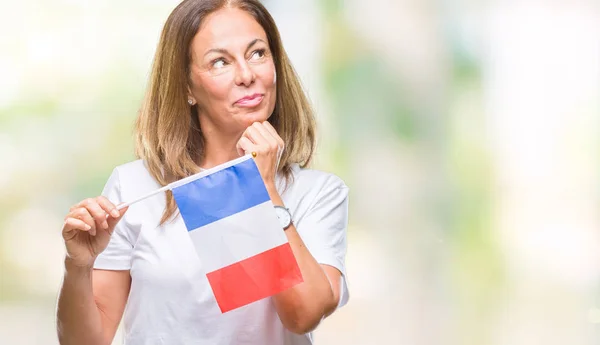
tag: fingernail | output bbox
[111,209,120,217]
[103,221,109,229]
[85,224,91,230]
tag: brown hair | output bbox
[135,0,316,225]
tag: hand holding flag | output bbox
[62,197,128,268]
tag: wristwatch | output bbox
[274,206,292,230]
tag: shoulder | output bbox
[112,159,150,179]
[106,159,161,200]
[280,164,349,217]
[288,163,348,193]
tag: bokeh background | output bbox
[1,0,600,344]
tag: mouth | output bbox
[234,93,264,108]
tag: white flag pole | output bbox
[116,185,170,210]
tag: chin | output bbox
[234,110,270,127]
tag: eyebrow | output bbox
[203,38,266,57]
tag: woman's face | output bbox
[188,8,277,133]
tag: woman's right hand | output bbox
[62,196,128,268]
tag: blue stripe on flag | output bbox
[172,158,270,230]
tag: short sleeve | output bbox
[93,168,134,270]
[295,176,350,308]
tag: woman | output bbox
[56,0,349,344]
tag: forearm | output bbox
[56,258,106,345]
[268,188,336,333]
[274,226,335,328]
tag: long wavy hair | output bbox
[135,0,316,225]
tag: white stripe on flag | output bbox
[187,201,287,273]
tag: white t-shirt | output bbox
[93,160,349,345]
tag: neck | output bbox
[198,117,243,169]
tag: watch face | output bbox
[275,207,291,229]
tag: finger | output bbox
[63,217,92,241]
[70,208,96,236]
[252,122,279,150]
[64,217,92,232]
[81,200,109,231]
[262,123,285,168]
[75,198,95,208]
[236,136,258,156]
[262,121,285,148]
[244,125,268,146]
[106,206,129,234]
[96,196,120,218]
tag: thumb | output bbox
[107,206,128,231]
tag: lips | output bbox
[234,93,264,108]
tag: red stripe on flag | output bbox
[206,242,303,313]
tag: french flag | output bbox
[171,155,303,313]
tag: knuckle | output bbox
[92,210,103,219]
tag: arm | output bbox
[237,122,348,334]
[267,187,343,334]
[57,262,130,345]
[57,194,131,345]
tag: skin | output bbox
[56,8,342,345]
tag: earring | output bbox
[188,99,193,105]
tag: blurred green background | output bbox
[1,0,600,344]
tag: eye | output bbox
[212,58,227,69]
[250,49,266,61]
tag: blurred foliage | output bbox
[320,0,418,173]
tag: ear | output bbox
[187,84,196,106]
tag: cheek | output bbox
[256,63,276,87]
[255,63,277,107]
[194,73,233,106]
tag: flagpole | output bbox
[116,184,171,210]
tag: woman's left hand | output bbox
[236,121,284,189]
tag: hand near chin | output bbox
[236,121,284,188]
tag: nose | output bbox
[234,60,255,87]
